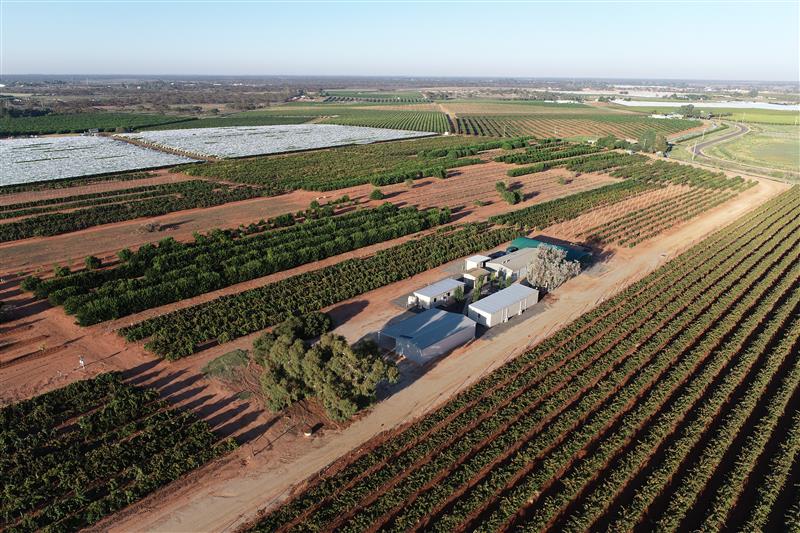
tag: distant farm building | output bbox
[468,283,539,328]
[485,248,539,281]
[379,309,477,363]
[408,278,465,309]
[650,113,685,119]
[507,237,592,266]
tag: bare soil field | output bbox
[0,188,319,272]
[442,102,616,116]
[0,161,611,272]
[1,143,781,533]
[59,176,788,533]
[0,170,197,206]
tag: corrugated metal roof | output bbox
[413,278,465,299]
[381,309,476,349]
[469,283,538,315]
[485,248,538,273]
[466,254,491,263]
[464,267,490,278]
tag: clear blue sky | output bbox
[2,1,798,81]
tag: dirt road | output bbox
[103,175,789,533]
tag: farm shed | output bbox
[408,278,465,309]
[379,309,477,364]
[464,254,491,271]
[468,283,539,328]
[507,237,592,266]
[463,267,490,288]
[485,248,539,281]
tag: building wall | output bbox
[468,294,535,328]
[396,325,476,364]
[417,291,456,309]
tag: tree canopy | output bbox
[254,315,398,421]
[526,246,581,291]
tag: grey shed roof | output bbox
[469,283,538,315]
[413,278,465,299]
[485,248,538,273]
[466,254,491,263]
[381,309,476,349]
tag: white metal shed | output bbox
[409,278,465,309]
[379,309,477,364]
[468,283,539,328]
[484,248,538,281]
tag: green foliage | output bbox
[201,349,250,382]
[320,110,452,133]
[369,188,385,200]
[610,159,752,190]
[120,222,519,359]
[31,203,450,326]
[141,114,311,130]
[495,181,523,205]
[0,372,236,531]
[564,152,648,173]
[256,330,398,421]
[84,256,102,270]
[453,285,465,303]
[490,180,656,229]
[0,171,153,196]
[0,112,192,136]
[54,265,71,278]
[181,135,496,193]
[456,114,699,138]
[245,186,800,533]
[0,180,262,242]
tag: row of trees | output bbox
[0,171,152,196]
[120,222,520,359]
[489,180,655,229]
[610,159,752,190]
[1,372,237,532]
[181,135,502,192]
[0,180,262,242]
[27,203,451,325]
[494,143,600,165]
[564,151,648,173]
[246,186,800,533]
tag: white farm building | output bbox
[468,283,539,328]
[379,309,477,364]
[485,248,539,281]
[464,254,491,271]
[408,278,465,309]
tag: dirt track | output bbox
[0,161,612,272]
[94,176,788,533]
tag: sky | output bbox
[1,0,799,82]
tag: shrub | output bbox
[84,256,102,270]
[370,188,385,200]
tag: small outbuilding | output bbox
[462,267,490,288]
[468,283,539,328]
[485,248,539,281]
[379,309,477,364]
[408,278,465,309]
[464,254,491,271]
